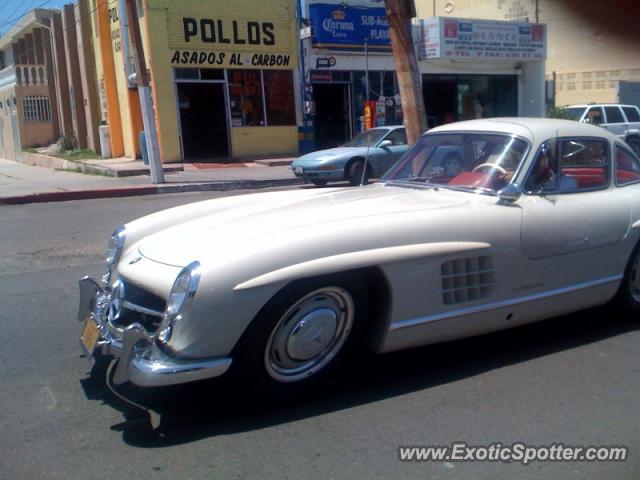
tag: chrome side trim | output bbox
[235,241,491,291]
[122,300,164,318]
[389,274,623,332]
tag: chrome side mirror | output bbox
[498,183,521,202]
[378,140,393,148]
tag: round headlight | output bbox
[165,261,201,319]
[105,226,126,267]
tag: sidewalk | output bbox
[0,155,302,205]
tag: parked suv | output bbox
[563,103,640,155]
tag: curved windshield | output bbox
[383,133,529,194]
[344,129,388,147]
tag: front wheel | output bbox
[615,241,640,314]
[233,274,368,396]
[348,160,369,186]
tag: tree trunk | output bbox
[384,0,428,145]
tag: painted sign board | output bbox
[309,3,391,51]
[419,17,546,62]
[165,1,295,69]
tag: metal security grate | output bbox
[441,256,496,305]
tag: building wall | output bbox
[141,0,299,162]
[416,0,640,106]
[106,0,142,158]
[87,0,107,123]
[231,126,298,158]
[0,86,18,161]
[51,11,74,137]
[16,84,54,147]
[75,0,102,153]
[94,0,124,156]
[62,4,88,149]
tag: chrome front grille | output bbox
[110,278,166,332]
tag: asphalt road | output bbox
[1,189,639,480]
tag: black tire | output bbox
[232,273,369,398]
[348,160,369,186]
[626,137,640,157]
[311,179,328,187]
[615,241,640,314]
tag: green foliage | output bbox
[58,135,78,152]
[55,149,99,161]
[547,107,574,120]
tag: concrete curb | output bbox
[0,177,304,205]
[19,151,184,177]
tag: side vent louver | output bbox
[441,255,496,305]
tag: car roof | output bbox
[564,103,639,109]
[425,117,619,143]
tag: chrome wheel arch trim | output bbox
[389,274,623,332]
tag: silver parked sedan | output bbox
[290,126,409,186]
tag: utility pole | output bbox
[384,0,427,145]
[125,0,164,183]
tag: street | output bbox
[1,188,639,479]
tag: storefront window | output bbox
[423,74,517,127]
[228,70,265,127]
[263,70,296,126]
[351,70,402,134]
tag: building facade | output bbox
[87,0,300,162]
[302,0,545,152]
[302,1,401,150]
[417,0,640,107]
[0,4,102,161]
[417,16,546,125]
[0,9,61,160]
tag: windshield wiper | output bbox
[435,184,497,195]
[385,177,436,189]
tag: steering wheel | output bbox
[472,163,507,175]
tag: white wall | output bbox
[518,61,545,117]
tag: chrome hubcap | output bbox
[265,287,354,383]
[630,251,640,304]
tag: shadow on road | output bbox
[80,305,638,448]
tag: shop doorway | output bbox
[313,83,351,149]
[177,82,230,160]
[423,74,518,127]
[423,76,457,127]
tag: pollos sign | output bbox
[182,18,275,46]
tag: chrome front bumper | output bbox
[78,276,232,387]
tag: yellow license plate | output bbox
[80,318,100,356]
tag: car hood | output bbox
[293,147,369,164]
[137,184,470,267]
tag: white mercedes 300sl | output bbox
[78,118,640,394]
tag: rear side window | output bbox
[525,138,609,193]
[622,106,640,122]
[604,106,624,123]
[615,145,640,186]
[559,139,609,191]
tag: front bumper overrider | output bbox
[78,276,232,387]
